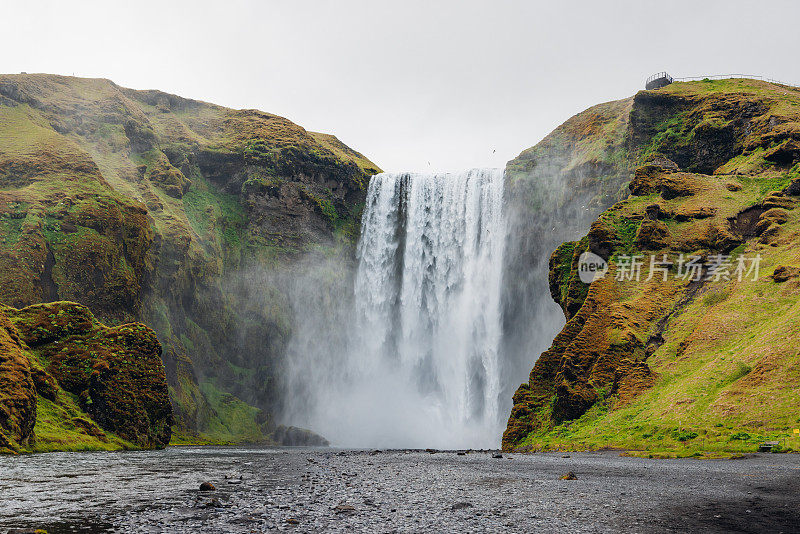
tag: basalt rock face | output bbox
[1,301,172,452]
[0,74,381,446]
[504,79,800,453]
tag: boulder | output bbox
[7,302,173,449]
[271,425,329,447]
[660,173,701,200]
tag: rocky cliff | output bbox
[0,73,380,446]
[503,78,800,456]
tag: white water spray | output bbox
[285,169,507,449]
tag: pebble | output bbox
[4,449,797,533]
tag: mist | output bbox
[270,150,611,449]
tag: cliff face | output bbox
[500,97,634,413]
[0,301,171,453]
[0,74,380,444]
[504,79,800,455]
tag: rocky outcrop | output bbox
[1,301,172,452]
[0,308,37,452]
[271,425,330,447]
[504,78,800,453]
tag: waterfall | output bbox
[281,169,507,449]
[306,170,507,448]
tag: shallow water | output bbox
[1,447,798,533]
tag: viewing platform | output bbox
[646,72,674,90]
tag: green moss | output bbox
[197,380,265,443]
[702,289,730,307]
[552,241,577,303]
[183,177,247,245]
[642,112,692,161]
[0,216,24,245]
[609,216,640,256]
[28,395,134,453]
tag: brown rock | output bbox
[763,138,800,165]
[643,154,679,171]
[754,218,774,236]
[726,182,743,192]
[561,471,578,480]
[199,481,216,491]
[29,364,58,401]
[772,266,800,282]
[644,203,664,220]
[674,207,716,221]
[629,165,663,196]
[660,173,701,200]
[759,223,783,244]
[334,504,357,514]
[587,220,616,259]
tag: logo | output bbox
[578,252,608,284]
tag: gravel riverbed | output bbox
[1,447,798,533]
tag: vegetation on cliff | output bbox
[504,79,800,456]
[0,73,381,447]
[0,301,171,453]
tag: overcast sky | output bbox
[3,0,800,172]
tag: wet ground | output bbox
[1,447,798,533]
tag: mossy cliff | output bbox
[0,301,171,453]
[503,79,800,456]
[0,73,380,446]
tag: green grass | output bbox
[702,289,730,307]
[608,215,640,256]
[183,177,246,242]
[27,395,134,453]
[0,216,24,245]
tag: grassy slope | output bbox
[505,78,800,457]
[506,96,634,212]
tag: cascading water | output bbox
[283,169,507,449]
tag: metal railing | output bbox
[646,71,674,85]
[672,74,798,88]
